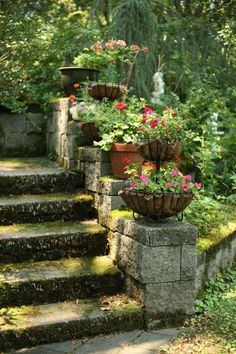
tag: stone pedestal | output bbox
[108,216,198,328]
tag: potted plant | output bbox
[62,39,149,99]
[119,161,202,218]
[93,97,147,179]
[135,106,185,162]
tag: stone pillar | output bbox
[76,147,129,222]
[108,216,198,328]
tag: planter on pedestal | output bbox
[88,83,127,100]
[60,67,100,96]
[119,188,193,218]
[136,139,182,161]
[110,143,144,180]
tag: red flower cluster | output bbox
[114,102,127,110]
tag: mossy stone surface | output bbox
[0,256,122,307]
[0,294,143,351]
[0,220,107,263]
[0,157,84,195]
[0,193,94,225]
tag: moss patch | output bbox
[197,217,236,254]
[99,176,121,182]
[109,209,134,219]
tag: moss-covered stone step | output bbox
[0,256,123,307]
[0,220,107,263]
[0,157,83,195]
[0,193,94,225]
[0,294,144,351]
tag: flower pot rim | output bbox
[120,188,193,196]
[111,143,139,152]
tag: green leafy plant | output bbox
[138,106,187,142]
[92,96,146,151]
[73,39,149,82]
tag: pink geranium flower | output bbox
[130,181,137,188]
[185,175,192,181]
[140,174,148,185]
[167,181,173,188]
[116,40,126,47]
[194,182,202,189]
[181,181,189,191]
[170,170,179,177]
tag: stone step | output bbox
[0,193,94,225]
[0,157,83,195]
[0,294,143,351]
[0,220,107,263]
[0,256,122,308]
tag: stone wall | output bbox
[196,231,236,294]
[0,112,46,157]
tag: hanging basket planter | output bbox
[77,121,100,141]
[135,139,182,161]
[118,188,193,218]
[88,83,127,100]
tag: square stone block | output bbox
[50,98,69,112]
[4,133,24,155]
[85,162,112,192]
[24,133,46,156]
[47,113,58,133]
[98,179,129,196]
[110,232,181,283]
[144,280,195,316]
[181,244,197,280]
[1,114,26,134]
[108,218,198,247]
[25,113,45,133]
[77,147,110,162]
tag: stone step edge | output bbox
[0,193,94,225]
[0,220,107,263]
[0,295,144,351]
[0,256,122,307]
[0,220,105,239]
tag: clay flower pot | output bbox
[77,121,100,141]
[119,188,193,218]
[60,67,100,96]
[109,143,144,179]
[88,83,127,100]
[136,139,182,161]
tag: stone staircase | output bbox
[0,158,143,351]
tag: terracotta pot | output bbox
[60,67,100,96]
[88,83,127,100]
[136,139,182,161]
[77,121,100,141]
[119,188,193,218]
[109,143,144,179]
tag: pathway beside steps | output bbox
[0,158,143,352]
[11,328,181,354]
